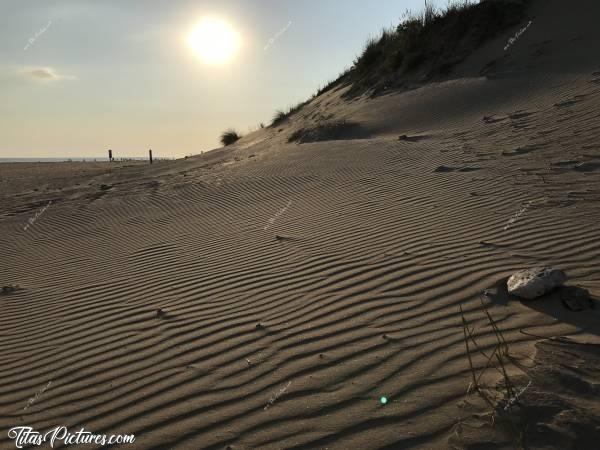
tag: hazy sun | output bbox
[187,17,240,65]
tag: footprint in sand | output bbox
[434,165,481,173]
[398,134,428,142]
[573,161,600,172]
[554,96,586,108]
[501,143,545,156]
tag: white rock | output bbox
[507,267,567,300]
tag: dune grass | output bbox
[264,0,528,129]
[270,101,309,127]
[220,129,241,146]
[324,0,529,97]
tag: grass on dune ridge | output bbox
[221,0,529,143]
[330,0,529,97]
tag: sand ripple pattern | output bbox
[1,73,600,449]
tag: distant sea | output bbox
[0,157,151,163]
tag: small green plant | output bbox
[271,110,287,126]
[270,100,308,127]
[220,129,241,146]
[315,67,352,97]
[459,295,519,410]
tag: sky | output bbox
[1,0,457,158]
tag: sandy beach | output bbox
[1,0,599,448]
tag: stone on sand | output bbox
[507,267,567,300]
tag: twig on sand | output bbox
[480,295,509,356]
[460,304,480,395]
[459,297,520,410]
[458,298,541,442]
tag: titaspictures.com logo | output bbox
[8,426,135,448]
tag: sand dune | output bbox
[1,0,599,448]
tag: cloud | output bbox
[29,68,55,79]
[19,66,77,82]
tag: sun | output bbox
[187,17,240,65]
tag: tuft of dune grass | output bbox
[270,101,309,127]
[220,129,241,146]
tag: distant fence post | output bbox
[149,149,153,164]
[108,149,113,162]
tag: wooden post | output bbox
[149,149,153,164]
[108,149,113,162]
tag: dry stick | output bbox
[460,301,523,440]
[496,353,516,400]
[481,296,506,349]
[460,305,479,394]
[465,325,490,359]
[465,302,514,408]
[480,295,518,399]
[463,309,508,378]
[475,344,501,386]
[467,330,502,375]
[480,295,509,356]
[466,318,506,385]
[465,324,505,380]
[460,305,496,409]
[481,297,525,365]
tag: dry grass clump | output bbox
[270,101,309,127]
[220,129,241,146]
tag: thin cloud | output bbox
[19,66,77,82]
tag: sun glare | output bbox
[187,17,240,65]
